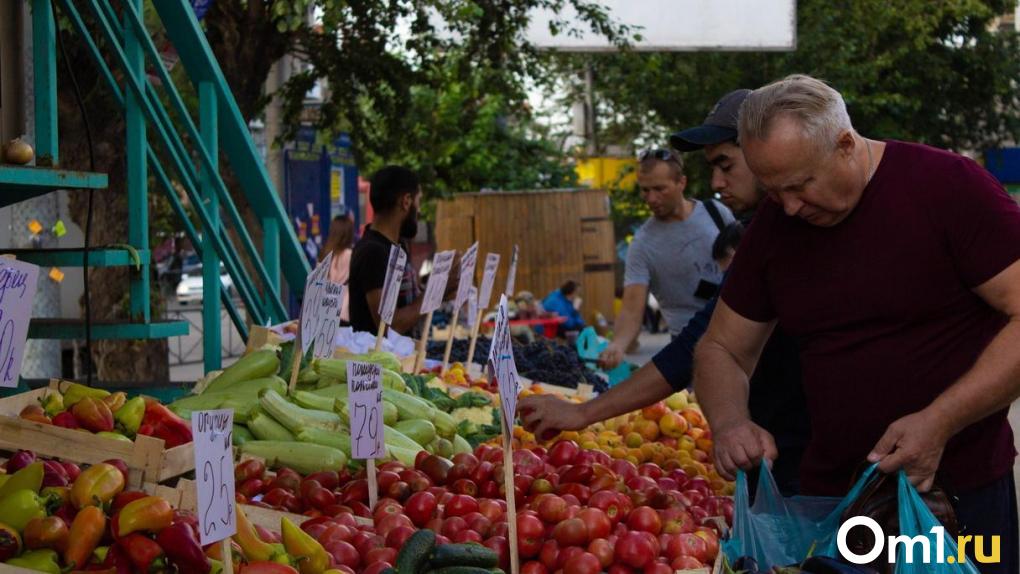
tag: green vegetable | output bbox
[233,425,255,445]
[384,425,425,452]
[393,420,437,446]
[312,359,408,393]
[220,396,260,423]
[429,544,499,569]
[355,351,402,373]
[204,351,280,393]
[170,377,286,416]
[259,389,343,433]
[290,390,337,412]
[386,445,420,467]
[455,392,492,409]
[382,389,437,422]
[238,441,347,474]
[424,567,495,574]
[6,549,61,574]
[432,409,457,439]
[295,428,352,457]
[452,434,473,455]
[247,408,296,441]
[396,528,436,574]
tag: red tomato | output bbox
[608,564,637,574]
[563,552,601,574]
[483,536,511,572]
[521,561,549,574]
[441,516,468,539]
[587,538,615,568]
[670,556,703,570]
[470,461,495,485]
[466,514,492,538]
[384,525,416,549]
[557,483,591,505]
[677,533,709,563]
[557,547,586,570]
[516,514,546,558]
[693,530,719,562]
[577,508,612,540]
[626,507,662,535]
[362,562,392,574]
[478,498,504,522]
[547,440,581,466]
[553,518,589,547]
[452,529,483,544]
[404,491,438,527]
[537,495,569,524]
[589,491,624,525]
[614,531,657,569]
[375,513,413,537]
[539,539,560,570]
[365,547,397,566]
[323,540,360,570]
[372,498,404,522]
[451,479,478,496]
[643,561,672,574]
[445,494,480,518]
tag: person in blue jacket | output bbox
[542,280,586,331]
[520,89,809,496]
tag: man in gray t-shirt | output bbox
[600,150,733,369]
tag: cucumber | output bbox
[428,544,499,569]
[395,529,436,574]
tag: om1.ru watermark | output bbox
[837,517,1001,565]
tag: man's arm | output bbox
[693,300,776,479]
[600,283,648,369]
[365,288,423,335]
[868,258,1020,490]
[652,295,717,390]
[519,361,675,441]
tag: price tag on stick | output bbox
[348,361,384,508]
[0,259,40,388]
[421,250,456,315]
[478,253,501,310]
[191,410,237,546]
[454,242,479,309]
[379,245,407,327]
[299,252,344,359]
[504,245,519,298]
[488,295,521,437]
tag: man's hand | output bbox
[711,419,778,481]
[867,409,950,492]
[519,395,589,442]
[598,343,626,370]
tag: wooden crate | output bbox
[0,565,36,574]
[0,382,194,486]
[435,189,617,324]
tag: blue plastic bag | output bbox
[725,462,979,573]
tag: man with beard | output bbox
[348,165,425,335]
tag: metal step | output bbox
[0,166,108,208]
[28,318,189,340]
[5,248,149,268]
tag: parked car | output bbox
[175,261,234,304]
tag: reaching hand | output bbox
[598,344,625,370]
[519,394,589,442]
[867,409,950,492]
[711,419,778,481]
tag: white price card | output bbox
[466,286,479,327]
[504,245,519,298]
[421,250,456,314]
[347,362,385,459]
[191,410,236,545]
[478,253,500,310]
[300,252,344,358]
[0,259,39,388]
[454,242,479,309]
[379,245,407,326]
[488,295,520,428]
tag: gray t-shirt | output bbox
[624,200,734,334]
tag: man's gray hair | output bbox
[738,74,853,151]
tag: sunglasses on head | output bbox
[639,148,679,162]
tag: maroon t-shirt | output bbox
[721,140,1020,496]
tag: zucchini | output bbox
[233,424,255,446]
[313,359,408,393]
[204,350,280,393]
[331,397,399,428]
[394,420,437,446]
[259,389,344,433]
[383,402,399,426]
[295,428,352,457]
[355,351,402,373]
[310,384,348,398]
[386,445,420,467]
[395,529,435,574]
[432,410,457,439]
[452,434,472,455]
[238,440,347,474]
[429,544,499,569]
[382,389,437,422]
[220,396,259,423]
[247,408,296,441]
[291,390,337,412]
[385,425,425,452]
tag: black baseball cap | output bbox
[669,89,752,152]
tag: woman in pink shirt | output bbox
[321,214,355,323]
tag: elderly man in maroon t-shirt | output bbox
[694,74,1019,572]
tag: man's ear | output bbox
[401,192,413,211]
[836,130,856,158]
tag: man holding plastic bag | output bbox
[694,75,1019,573]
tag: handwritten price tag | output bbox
[379,245,407,326]
[347,362,385,459]
[191,410,236,545]
[504,245,519,298]
[478,253,500,310]
[488,295,521,427]
[300,252,344,358]
[0,259,40,389]
[454,242,479,309]
[466,286,479,327]
[421,250,456,314]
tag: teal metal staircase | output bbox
[1,0,310,372]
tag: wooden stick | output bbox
[367,459,378,509]
[373,320,387,353]
[501,417,520,574]
[221,538,234,574]
[466,312,484,370]
[413,311,434,374]
[288,331,303,394]
[441,306,461,374]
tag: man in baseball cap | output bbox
[669,89,762,215]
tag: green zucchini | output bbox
[238,440,347,474]
[259,389,344,433]
[232,424,255,446]
[247,408,296,441]
[428,544,499,569]
[393,419,437,446]
[395,529,436,574]
[204,350,280,393]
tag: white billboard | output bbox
[527,0,796,51]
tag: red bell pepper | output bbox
[141,400,193,448]
[100,543,134,574]
[117,534,166,573]
[155,521,210,574]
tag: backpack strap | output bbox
[702,198,726,232]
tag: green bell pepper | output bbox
[114,396,145,436]
[6,549,61,573]
[0,490,46,532]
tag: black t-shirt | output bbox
[348,226,418,333]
